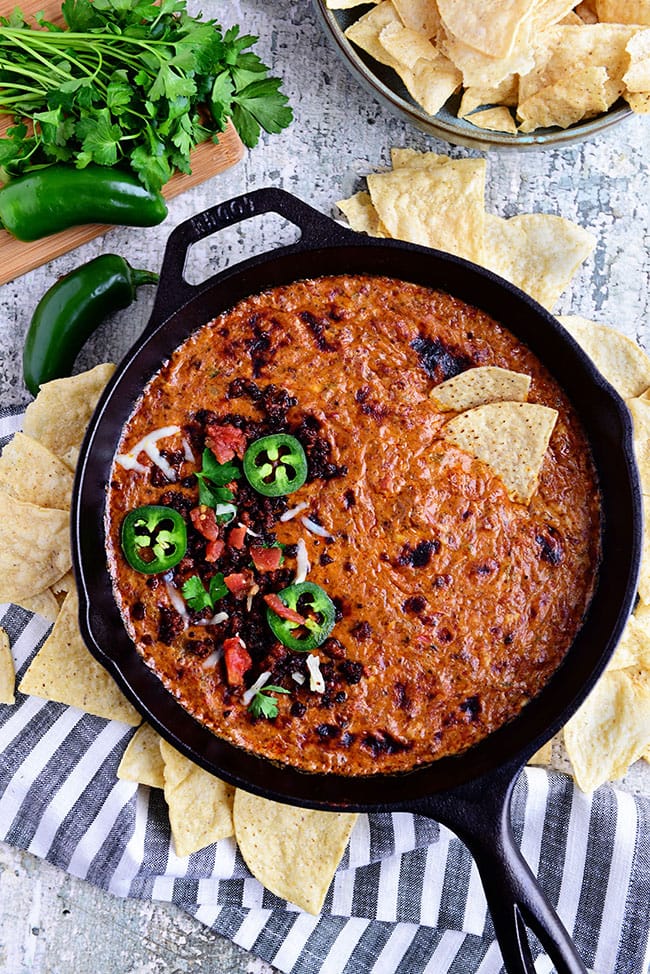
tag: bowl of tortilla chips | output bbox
[316,0,650,148]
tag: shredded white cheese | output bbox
[215,502,237,522]
[295,537,310,584]
[240,522,262,537]
[301,516,332,539]
[280,501,309,522]
[182,437,195,463]
[117,426,181,481]
[242,670,272,705]
[201,648,223,670]
[195,611,229,627]
[291,671,305,685]
[164,575,188,625]
[306,654,325,693]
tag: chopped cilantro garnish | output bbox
[182,572,227,612]
[248,685,290,719]
[195,448,240,512]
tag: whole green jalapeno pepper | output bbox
[23,253,159,395]
[0,165,168,241]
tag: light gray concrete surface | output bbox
[1,0,650,971]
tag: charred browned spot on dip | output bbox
[106,275,601,775]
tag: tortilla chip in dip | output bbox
[22,363,115,468]
[117,723,165,788]
[0,493,71,603]
[0,629,15,705]
[19,587,140,725]
[160,739,234,856]
[430,366,531,412]
[234,790,358,914]
[0,432,74,510]
[442,401,558,504]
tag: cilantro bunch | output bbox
[0,0,292,190]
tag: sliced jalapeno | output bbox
[243,434,307,497]
[121,505,187,575]
[265,581,336,651]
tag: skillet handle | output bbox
[148,187,355,333]
[414,764,587,974]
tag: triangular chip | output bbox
[345,1,403,69]
[528,739,553,766]
[608,609,650,671]
[367,159,486,263]
[0,493,71,602]
[390,147,453,169]
[336,191,386,236]
[118,723,165,788]
[484,213,595,310]
[160,739,234,856]
[623,29,650,94]
[596,0,650,24]
[431,366,531,411]
[564,667,650,791]
[442,401,558,504]
[466,106,518,134]
[19,587,140,725]
[233,790,358,914]
[392,0,443,38]
[458,78,519,117]
[558,316,650,400]
[517,66,611,132]
[627,394,650,496]
[0,628,15,705]
[400,51,463,115]
[22,363,115,468]
[0,432,74,510]
[436,0,536,60]
[626,90,650,112]
[379,21,440,69]
[15,588,60,624]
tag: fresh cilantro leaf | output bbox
[248,685,290,719]
[198,478,234,509]
[76,109,123,165]
[181,575,212,612]
[209,71,234,131]
[198,448,241,487]
[209,573,228,602]
[230,103,260,150]
[234,78,293,137]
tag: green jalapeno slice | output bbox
[265,581,336,651]
[121,505,187,574]
[243,434,307,497]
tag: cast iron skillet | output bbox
[73,188,642,974]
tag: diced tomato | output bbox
[263,592,306,625]
[205,539,225,563]
[223,636,252,686]
[205,423,248,463]
[190,505,219,541]
[224,570,255,597]
[228,525,247,549]
[251,546,282,572]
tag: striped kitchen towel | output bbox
[1,408,649,974]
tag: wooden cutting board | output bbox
[0,1,245,286]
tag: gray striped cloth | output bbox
[1,408,649,974]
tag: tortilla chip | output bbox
[19,587,140,725]
[639,494,650,605]
[345,1,403,69]
[484,213,595,310]
[596,0,650,24]
[466,106,518,133]
[442,401,558,504]
[564,667,650,791]
[15,589,60,624]
[533,0,584,30]
[608,609,650,671]
[430,366,531,412]
[459,78,519,116]
[233,790,358,914]
[517,66,611,131]
[626,90,650,111]
[117,723,165,788]
[0,628,15,705]
[159,739,234,856]
[327,0,380,7]
[557,316,650,400]
[367,158,486,263]
[401,52,463,114]
[441,22,536,88]
[379,21,440,68]
[22,363,115,469]
[559,11,583,24]
[51,570,76,598]
[528,739,553,766]
[336,191,386,236]
[392,0,443,39]
[0,432,74,510]
[518,25,635,111]
[436,0,535,60]
[623,30,650,93]
[0,494,71,602]
[575,0,598,23]
[390,147,451,169]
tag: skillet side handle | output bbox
[414,769,587,974]
[147,187,356,334]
